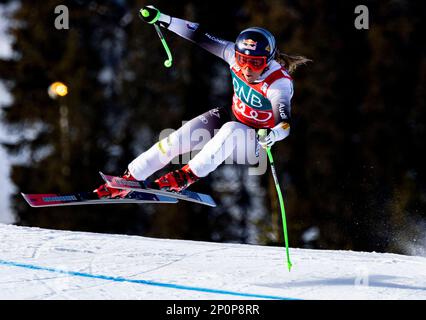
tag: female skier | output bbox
[95,5,310,198]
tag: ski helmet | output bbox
[235,27,277,64]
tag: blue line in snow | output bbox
[0,259,298,300]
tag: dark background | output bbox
[1,0,425,255]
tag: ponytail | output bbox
[275,49,312,74]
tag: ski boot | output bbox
[94,169,136,199]
[154,164,199,192]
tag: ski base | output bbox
[99,172,217,207]
[22,191,178,208]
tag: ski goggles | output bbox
[235,51,267,71]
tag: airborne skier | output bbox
[94,5,310,199]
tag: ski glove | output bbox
[258,122,290,149]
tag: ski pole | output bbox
[139,8,173,68]
[258,129,292,271]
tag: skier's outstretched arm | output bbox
[140,5,235,64]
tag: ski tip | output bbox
[98,171,110,185]
[99,171,114,187]
[21,193,36,207]
[21,192,29,201]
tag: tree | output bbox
[0,0,150,234]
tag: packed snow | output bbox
[0,223,425,300]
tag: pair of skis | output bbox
[21,172,216,208]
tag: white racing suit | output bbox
[128,15,294,180]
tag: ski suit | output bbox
[128,15,294,180]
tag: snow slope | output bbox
[0,223,425,300]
